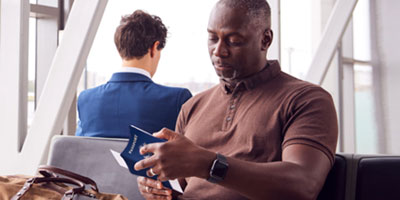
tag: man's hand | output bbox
[137,176,172,200]
[134,128,215,181]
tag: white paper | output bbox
[110,149,129,169]
[110,149,183,193]
[169,179,183,193]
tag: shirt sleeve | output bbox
[75,120,83,136]
[175,93,195,136]
[281,86,338,165]
[75,92,84,136]
[176,88,192,114]
[175,103,187,136]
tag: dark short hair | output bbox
[114,10,167,60]
[218,0,271,28]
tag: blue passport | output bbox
[120,125,173,189]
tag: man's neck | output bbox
[122,58,152,76]
[220,60,270,89]
[221,78,239,89]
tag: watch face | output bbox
[212,160,228,179]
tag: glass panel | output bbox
[28,17,36,127]
[353,0,371,61]
[85,0,219,95]
[354,64,377,153]
[0,0,1,41]
[280,0,336,79]
[281,0,312,79]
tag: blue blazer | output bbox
[75,72,192,138]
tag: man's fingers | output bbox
[138,176,163,189]
[140,185,172,196]
[142,193,172,200]
[141,188,172,200]
[139,143,160,155]
[134,155,157,171]
[137,177,172,200]
[147,168,157,177]
[157,175,169,182]
[153,128,179,141]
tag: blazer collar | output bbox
[108,72,153,83]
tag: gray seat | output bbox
[47,135,144,200]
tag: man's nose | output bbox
[213,41,229,57]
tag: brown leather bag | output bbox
[0,165,128,200]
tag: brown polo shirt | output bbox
[176,60,338,200]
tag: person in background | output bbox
[135,0,338,199]
[76,10,192,138]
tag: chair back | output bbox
[47,135,144,200]
[355,156,400,200]
[317,154,347,200]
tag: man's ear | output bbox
[261,29,273,51]
[150,41,160,57]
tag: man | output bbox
[135,0,338,199]
[76,10,192,138]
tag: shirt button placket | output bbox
[226,93,239,129]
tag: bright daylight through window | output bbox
[83,0,220,95]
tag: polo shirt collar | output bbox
[220,60,281,94]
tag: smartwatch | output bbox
[207,153,229,183]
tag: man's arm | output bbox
[218,144,331,200]
[135,129,331,200]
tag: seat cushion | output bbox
[356,157,400,200]
[317,154,347,200]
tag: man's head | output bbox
[114,10,167,61]
[208,0,273,81]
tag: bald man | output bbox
[135,1,338,199]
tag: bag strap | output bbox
[38,165,99,192]
[11,176,85,200]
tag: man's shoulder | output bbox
[151,82,190,93]
[78,81,192,99]
[276,73,334,107]
[76,84,110,109]
[277,72,330,96]
[181,84,219,108]
[77,83,106,99]
[149,83,192,99]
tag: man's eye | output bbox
[229,40,242,46]
[228,37,243,46]
[209,37,218,42]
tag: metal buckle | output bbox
[62,191,76,200]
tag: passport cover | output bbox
[120,125,173,189]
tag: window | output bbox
[352,0,377,154]
[281,0,380,154]
[83,0,219,95]
[28,17,36,127]
[354,64,376,153]
[280,0,315,79]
